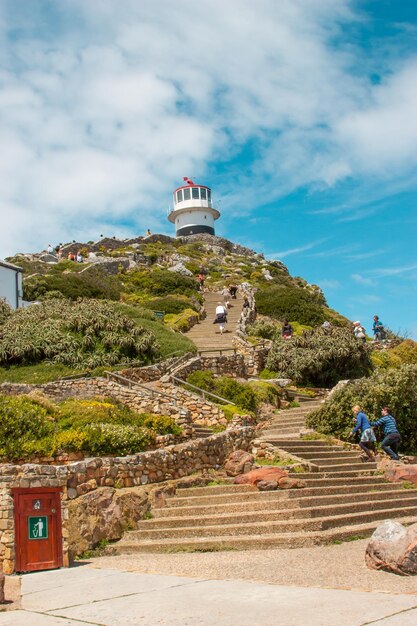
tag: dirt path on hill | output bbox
[88,540,417,595]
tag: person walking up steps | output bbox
[213,302,228,334]
[372,315,386,341]
[371,407,401,461]
[350,405,376,462]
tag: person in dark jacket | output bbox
[371,407,401,460]
[282,320,293,339]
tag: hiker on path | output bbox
[229,284,238,299]
[213,302,228,334]
[353,321,366,343]
[372,315,386,341]
[197,273,205,292]
[242,296,250,309]
[371,407,401,461]
[281,320,293,339]
[350,405,376,462]
[221,286,230,309]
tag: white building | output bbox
[168,178,220,237]
[0,260,23,309]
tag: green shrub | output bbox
[213,378,259,412]
[0,299,159,369]
[0,300,12,325]
[146,297,198,315]
[185,371,259,412]
[248,320,278,339]
[164,309,199,332]
[186,370,217,393]
[125,269,198,297]
[141,414,182,436]
[247,381,281,406]
[0,395,56,460]
[259,368,279,379]
[24,267,122,301]
[84,423,154,456]
[306,365,417,452]
[256,285,326,326]
[221,404,251,421]
[266,327,372,387]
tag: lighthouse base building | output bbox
[168,179,220,237]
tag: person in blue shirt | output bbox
[350,405,376,461]
[372,315,386,341]
[371,407,401,460]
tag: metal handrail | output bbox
[104,371,177,406]
[169,375,236,406]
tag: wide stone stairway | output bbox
[114,400,417,553]
[186,291,243,354]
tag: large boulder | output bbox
[278,477,307,489]
[381,460,417,487]
[224,450,254,476]
[365,520,417,575]
[67,486,148,560]
[234,467,288,486]
[168,262,193,277]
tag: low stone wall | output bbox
[152,381,227,426]
[0,426,253,573]
[119,355,188,383]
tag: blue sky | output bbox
[0,1,416,336]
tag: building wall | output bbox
[0,266,22,309]
[174,210,215,231]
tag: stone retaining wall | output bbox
[0,426,253,574]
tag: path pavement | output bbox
[1,564,417,626]
[185,291,243,354]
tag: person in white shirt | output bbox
[214,303,227,334]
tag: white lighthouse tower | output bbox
[168,177,220,237]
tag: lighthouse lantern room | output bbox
[168,177,220,237]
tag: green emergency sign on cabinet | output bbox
[28,516,48,540]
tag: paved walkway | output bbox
[1,560,417,626]
[185,291,243,354]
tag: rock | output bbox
[224,450,254,476]
[278,477,307,489]
[0,572,4,602]
[39,254,58,263]
[366,520,417,575]
[257,480,278,491]
[67,486,148,560]
[381,460,417,487]
[168,262,193,277]
[234,467,288,486]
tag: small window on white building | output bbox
[192,187,199,199]
[200,188,207,200]
[176,189,183,203]
[183,188,191,201]
[204,215,207,219]
[207,189,211,204]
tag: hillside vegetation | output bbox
[0,394,180,461]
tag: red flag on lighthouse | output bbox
[183,177,194,185]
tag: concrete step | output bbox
[114,515,417,553]
[155,487,415,518]
[315,462,377,472]
[143,495,417,529]
[124,504,417,540]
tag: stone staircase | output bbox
[114,399,417,553]
[185,291,243,354]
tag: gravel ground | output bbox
[88,541,417,595]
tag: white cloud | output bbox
[1,0,417,254]
[267,238,327,259]
[351,273,374,286]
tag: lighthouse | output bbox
[168,178,220,237]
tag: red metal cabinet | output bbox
[12,487,63,573]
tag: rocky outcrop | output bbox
[67,487,149,560]
[365,520,417,575]
[168,262,193,277]
[223,450,254,476]
[380,459,417,487]
[234,466,288,486]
